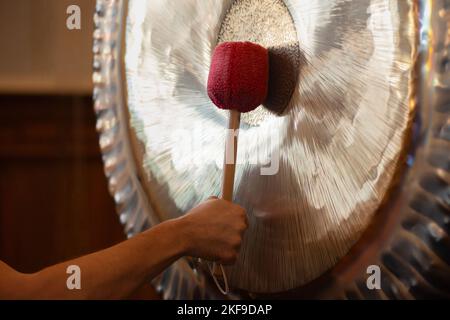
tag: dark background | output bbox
[0,1,157,299]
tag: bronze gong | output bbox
[93,0,450,298]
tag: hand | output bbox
[178,197,248,264]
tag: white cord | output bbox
[208,262,229,295]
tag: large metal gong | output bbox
[93,0,450,298]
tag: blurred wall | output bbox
[0,0,156,299]
[0,0,94,94]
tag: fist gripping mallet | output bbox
[206,41,269,294]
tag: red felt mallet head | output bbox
[207,41,269,113]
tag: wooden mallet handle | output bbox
[211,110,240,287]
[221,110,241,202]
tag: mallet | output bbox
[206,41,269,293]
[208,41,269,201]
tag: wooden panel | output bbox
[0,96,100,159]
[0,95,125,272]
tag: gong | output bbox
[93,0,450,298]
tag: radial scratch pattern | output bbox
[95,0,450,298]
[124,0,416,292]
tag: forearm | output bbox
[1,197,247,299]
[2,219,186,300]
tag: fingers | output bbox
[220,225,245,265]
[201,196,248,265]
[231,204,248,231]
[238,207,249,229]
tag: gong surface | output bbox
[123,0,416,293]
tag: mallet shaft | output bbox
[221,110,241,202]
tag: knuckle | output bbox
[232,204,244,213]
[231,236,242,247]
[237,221,247,232]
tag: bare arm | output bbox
[0,198,247,300]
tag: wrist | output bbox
[168,216,192,257]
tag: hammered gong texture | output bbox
[123,0,416,293]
